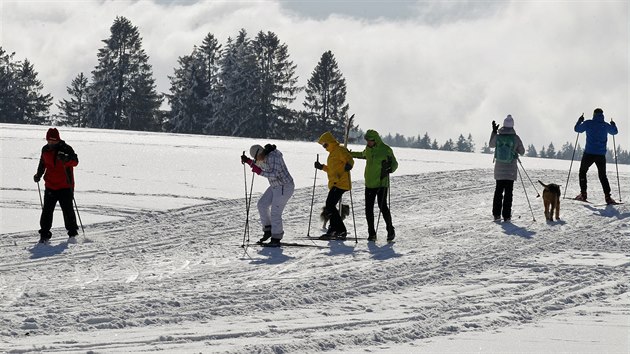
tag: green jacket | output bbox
[350,130,398,188]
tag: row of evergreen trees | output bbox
[1,16,627,164]
[380,131,630,164]
[0,16,352,141]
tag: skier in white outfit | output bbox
[241,144,295,246]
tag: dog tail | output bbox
[538,180,547,188]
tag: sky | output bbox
[1,0,628,149]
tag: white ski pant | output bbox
[258,182,294,239]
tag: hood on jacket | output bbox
[364,129,383,145]
[593,108,605,122]
[318,131,340,152]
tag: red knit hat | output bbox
[46,128,60,141]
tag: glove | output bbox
[34,174,41,183]
[57,151,71,162]
[577,114,584,124]
[344,163,353,171]
[251,164,262,175]
[380,160,392,179]
[610,120,616,127]
[314,161,323,170]
[241,154,252,165]
[492,120,499,133]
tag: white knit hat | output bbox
[503,115,514,128]
[249,144,264,159]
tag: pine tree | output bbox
[198,33,222,134]
[431,139,439,150]
[57,73,89,127]
[303,50,349,140]
[86,16,162,130]
[211,29,261,137]
[557,142,575,160]
[539,146,547,158]
[440,139,455,151]
[14,59,52,124]
[252,31,301,139]
[466,133,475,153]
[417,133,432,149]
[546,142,556,159]
[0,47,20,123]
[525,144,537,157]
[455,133,474,152]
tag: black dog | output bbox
[320,204,350,229]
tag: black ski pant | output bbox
[578,153,611,197]
[39,188,78,238]
[325,187,347,234]
[365,187,393,236]
[493,180,514,219]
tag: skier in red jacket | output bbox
[33,128,79,243]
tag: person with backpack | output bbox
[573,108,619,204]
[33,128,80,243]
[350,129,398,242]
[241,144,295,247]
[489,115,525,222]
[314,131,354,240]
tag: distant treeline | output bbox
[375,131,630,165]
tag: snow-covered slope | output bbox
[1,124,628,353]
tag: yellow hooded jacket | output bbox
[318,131,354,191]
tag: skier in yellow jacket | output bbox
[314,131,354,240]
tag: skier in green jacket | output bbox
[350,130,398,241]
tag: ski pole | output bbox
[73,195,85,236]
[348,174,357,243]
[563,132,580,199]
[518,167,536,222]
[37,181,43,209]
[375,175,387,235]
[306,154,319,238]
[242,155,248,247]
[612,120,622,202]
[375,174,393,237]
[517,158,540,198]
[243,172,255,246]
[241,152,255,248]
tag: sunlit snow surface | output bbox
[1,123,628,353]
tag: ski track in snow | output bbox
[1,168,629,353]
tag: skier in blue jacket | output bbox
[574,108,618,204]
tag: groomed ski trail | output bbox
[0,168,628,353]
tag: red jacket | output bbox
[36,141,78,190]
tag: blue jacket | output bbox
[574,112,617,155]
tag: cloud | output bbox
[1,0,627,149]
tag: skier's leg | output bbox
[257,187,273,231]
[39,189,58,240]
[492,180,504,218]
[377,187,395,240]
[270,183,294,240]
[58,188,78,236]
[593,155,612,197]
[365,187,377,237]
[325,187,346,233]
[502,180,514,220]
[578,154,596,197]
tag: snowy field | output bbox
[1,123,629,353]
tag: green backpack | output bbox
[494,135,516,163]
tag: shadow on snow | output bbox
[29,242,69,259]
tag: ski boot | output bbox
[257,225,272,244]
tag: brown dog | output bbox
[321,204,350,229]
[538,180,561,221]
